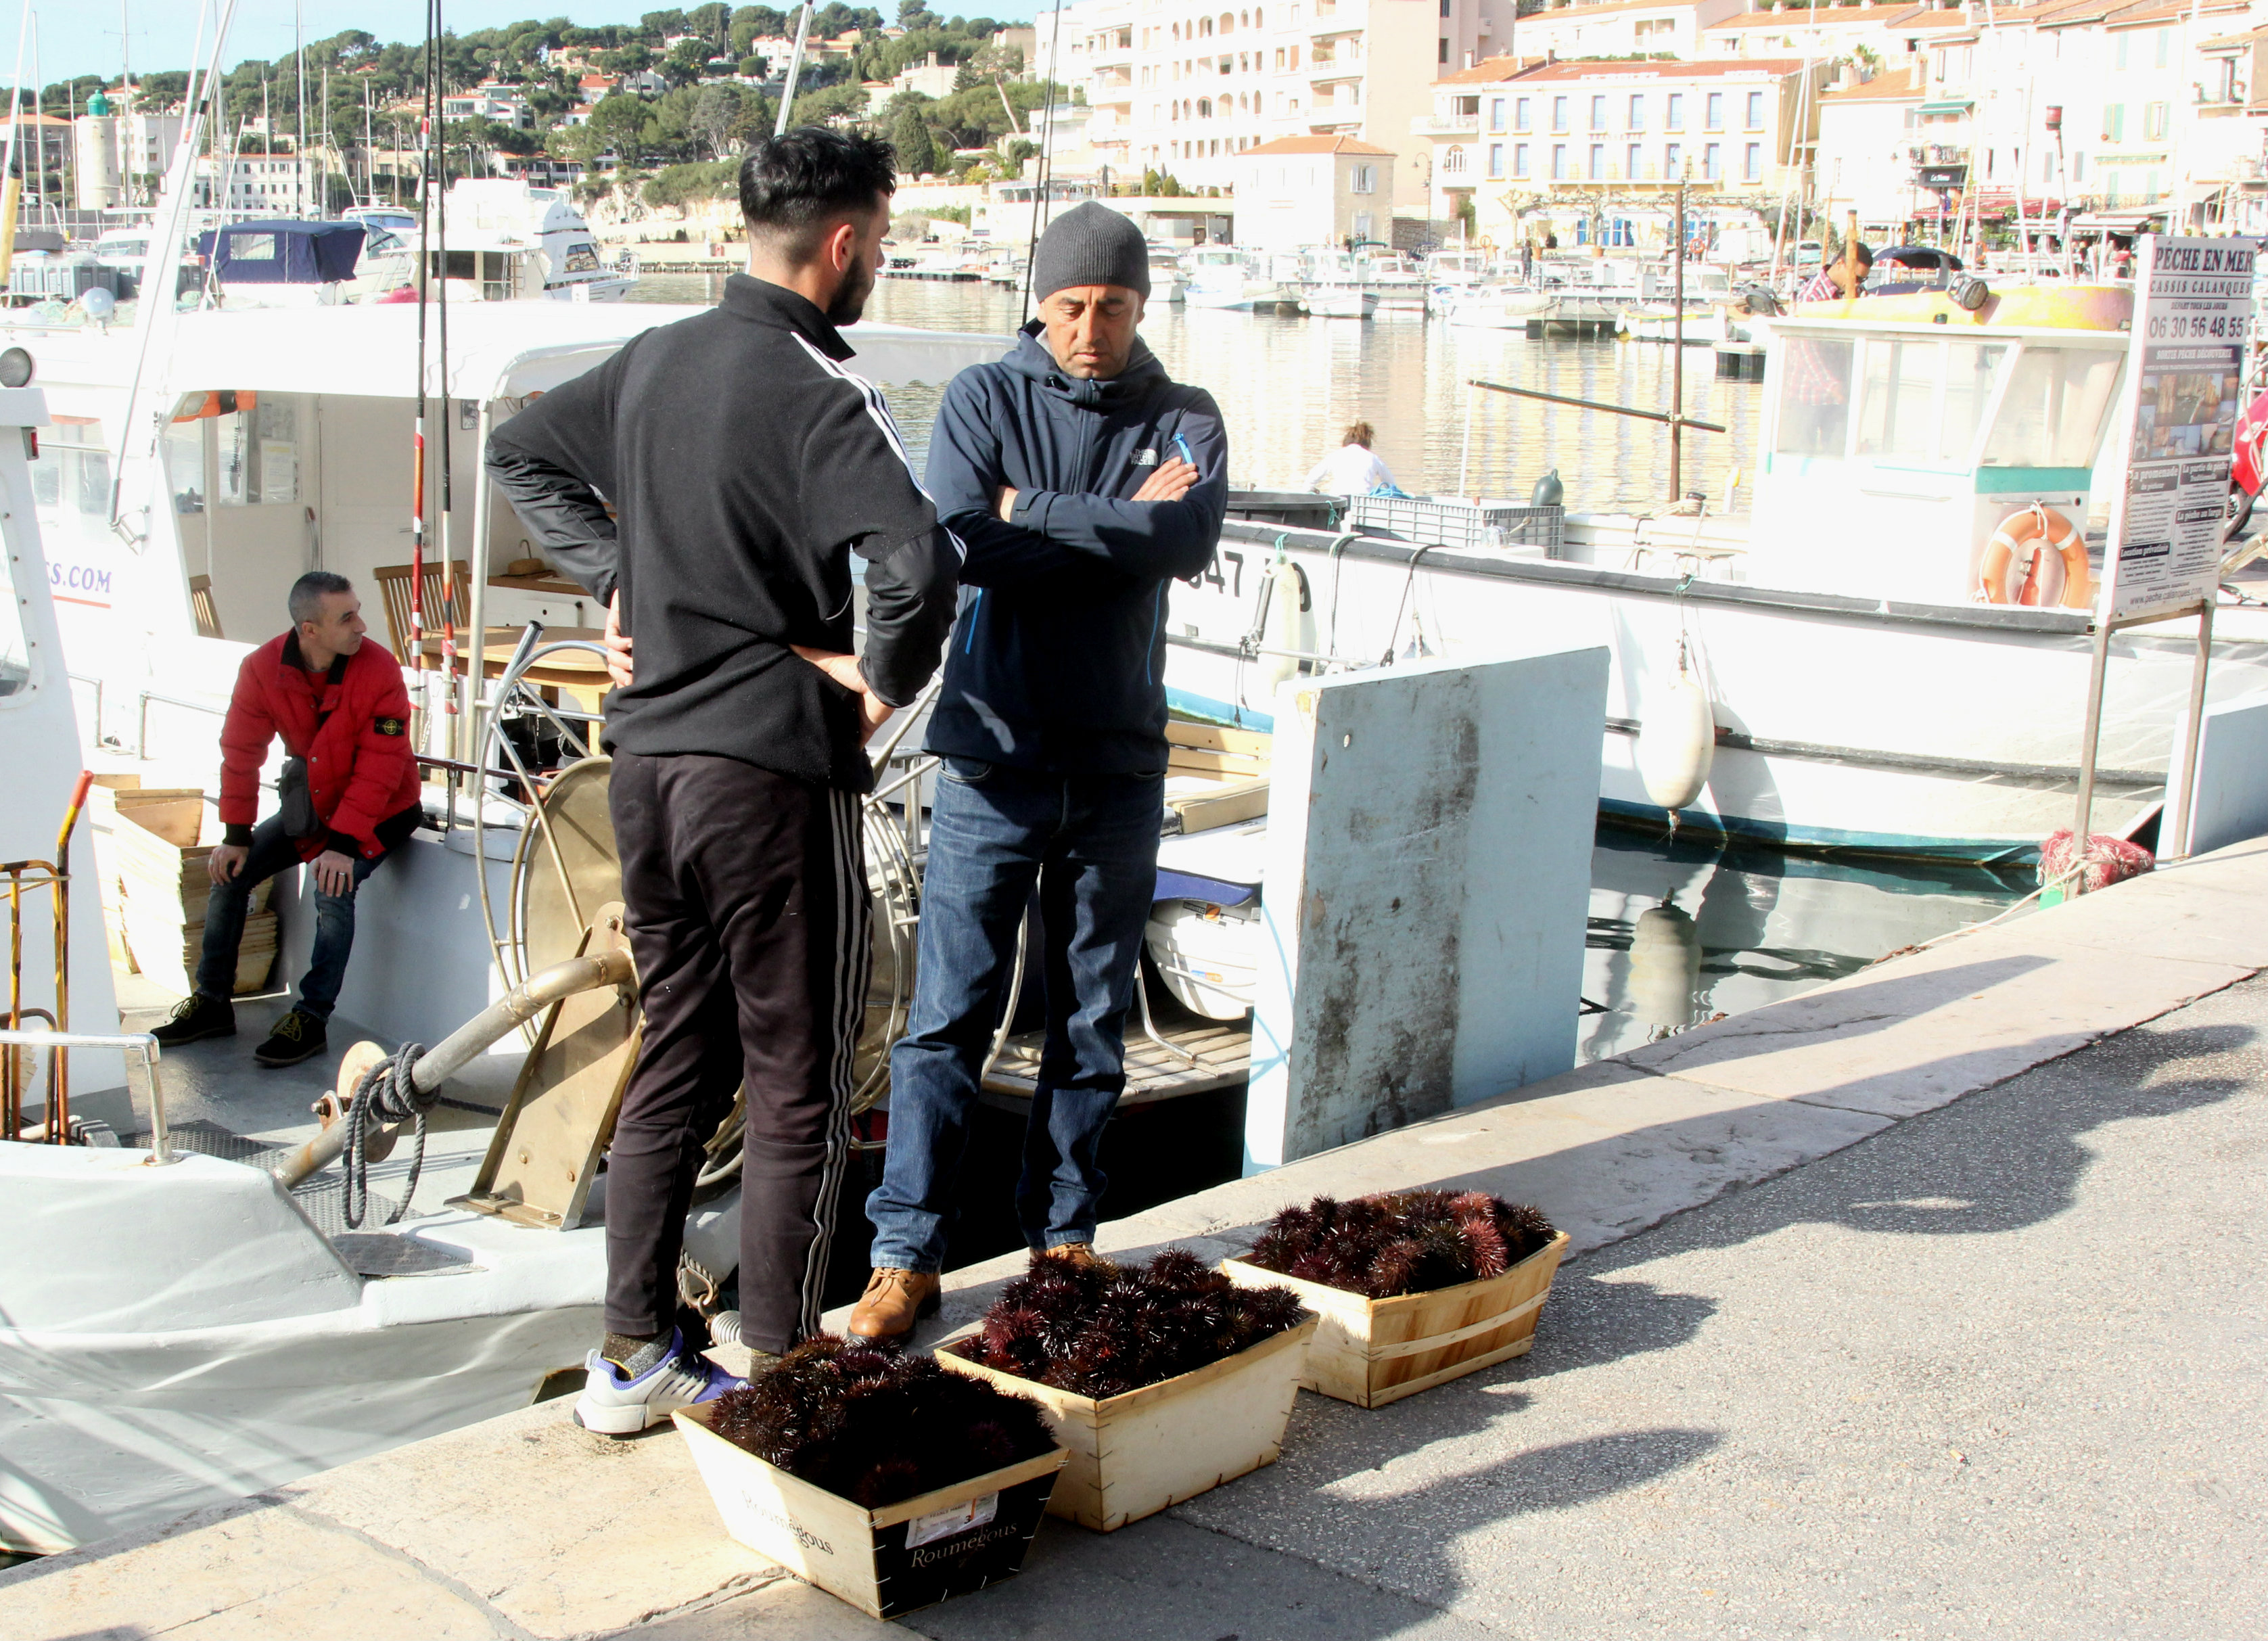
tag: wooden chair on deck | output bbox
[371,560,470,663]
[187,575,223,639]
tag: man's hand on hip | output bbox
[603,592,634,690]
[791,645,896,746]
[207,843,248,885]
[1132,458,1197,504]
[310,850,356,897]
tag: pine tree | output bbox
[889,103,936,177]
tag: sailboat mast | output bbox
[435,0,458,741]
[295,0,306,216]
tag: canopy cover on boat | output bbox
[199,220,368,285]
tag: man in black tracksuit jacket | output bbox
[852,203,1228,1342]
[485,131,960,1428]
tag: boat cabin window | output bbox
[30,419,111,518]
[1854,338,1941,461]
[563,242,600,273]
[1939,342,2005,462]
[217,396,300,507]
[1771,336,1855,457]
[1982,346,2123,468]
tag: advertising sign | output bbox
[2102,235,2254,621]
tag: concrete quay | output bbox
[8,835,2268,1639]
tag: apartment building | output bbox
[1232,132,1395,245]
[1505,0,1749,62]
[1034,0,1525,202]
[1415,55,1820,233]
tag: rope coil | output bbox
[342,1041,435,1229]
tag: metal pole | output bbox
[1671,179,1686,502]
[464,398,495,756]
[774,0,816,135]
[2068,614,2116,889]
[1458,382,1475,494]
[2162,600,2216,861]
[1468,376,1727,431]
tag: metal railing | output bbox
[1,1027,170,1163]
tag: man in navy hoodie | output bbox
[851,203,1228,1343]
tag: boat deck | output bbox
[980,1014,1251,1111]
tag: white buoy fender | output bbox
[1636,660,1716,812]
[1629,903,1702,1034]
[1257,559,1313,692]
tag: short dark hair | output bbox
[1848,241,1874,271]
[738,126,897,259]
[289,570,353,628]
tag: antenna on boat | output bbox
[1020,0,1068,313]
[411,0,436,734]
[106,0,240,546]
[774,0,816,135]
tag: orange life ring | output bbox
[1976,503,2091,608]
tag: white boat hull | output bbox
[1165,522,2263,861]
[1303,289,1378,319]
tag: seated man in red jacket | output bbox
[153,570,423,1067]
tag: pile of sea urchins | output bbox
[1243,1190,1558,1299]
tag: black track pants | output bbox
[603,749,869,1355]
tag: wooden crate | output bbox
[672,1404,1065,1622]
[121,905,277,997]
[936,1313,1318,1532]
[1221,1232,1570,1410]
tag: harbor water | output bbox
[634,272,1764,507]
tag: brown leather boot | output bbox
[1038,1242,1104,1270]
[846,1268,940,1348]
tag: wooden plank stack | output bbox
[1164,720,1271,833]
[108,799,276,996]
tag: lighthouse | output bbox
[75,87,120,210]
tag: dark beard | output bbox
[827,248,875,325]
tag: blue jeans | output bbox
[195,813,385,1019]
[867,758,1165,1273]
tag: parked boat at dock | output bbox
[1199,283,2265,863]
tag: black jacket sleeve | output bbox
[923,370,1094,587]
[1004,388,1228,582]
[797,377,962,708]
[484,348,630,605]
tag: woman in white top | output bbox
[1305,421,1404,496]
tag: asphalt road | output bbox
[898,973,2268,1641]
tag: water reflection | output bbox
[631,273,1763,511]
[1581,827,2028,1061]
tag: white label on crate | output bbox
[904,1491,998,1548]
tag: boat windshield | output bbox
[1853,337,2006,464]
[1981,346,2124,468]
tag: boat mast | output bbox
[435,0,458,749]
[295,0,306,216]
[1021,1,1067,313]
[412,3,435,728]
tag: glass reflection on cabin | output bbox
[1983,348,2124,469]
[0,518,26,694]
[1772,338,1855,457]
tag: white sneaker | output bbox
[572,1329,743,1435]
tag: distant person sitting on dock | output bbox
[152,571,421,1067]
[1305,421,1406,496]
[850,201,1229,1347]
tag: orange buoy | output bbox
[1976,503,2091,608]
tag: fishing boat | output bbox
[1445,279,1552,329]
[1299,248,1378,319]
[1182,246,1291,310]
[0,296,1006,1555]
[348,179,636,304]
[1182,281,2268,863]
[1423,248,1493,313]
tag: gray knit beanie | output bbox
[1030,201,1151,303]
